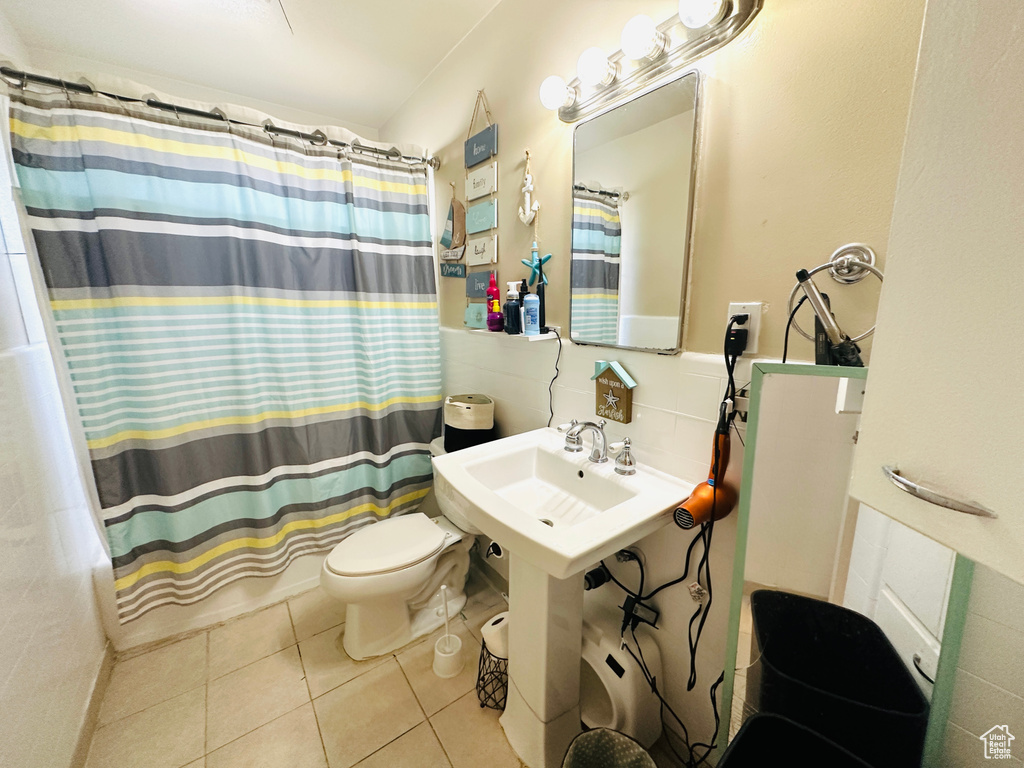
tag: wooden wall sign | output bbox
[466,162,497,201]
[465,124,498,168]
[464,303,487,328]
[440,262,466,278]
[466,270,495,298]
[591,360,637,424]
[466,199,497,234]
[466,234,498,266]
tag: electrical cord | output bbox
[782,295,809,364]
[618,623,724,768]
[603,318,739,766]
[545,328,562,427]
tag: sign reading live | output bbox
[465,124,498,169]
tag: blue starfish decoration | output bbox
[521,245,552,286]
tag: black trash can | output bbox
[746,590,929,768]
[720,714,875,768]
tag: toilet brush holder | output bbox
[433,634,464,679]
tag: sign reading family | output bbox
[591,360,636,424]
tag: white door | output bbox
[849,0,1024,584]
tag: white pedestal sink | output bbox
[432,427,694,768]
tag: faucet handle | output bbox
[613,438,636,475]
[558,419,583,452]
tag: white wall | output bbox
[382,0,925,359]
[0,6,30,65]
[944,565,1024,766]
[0,171,109,767]
[11,49,380,141]
[441,326,743,757]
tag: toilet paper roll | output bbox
[481,611,509,658]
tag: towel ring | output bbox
[787,245,884,343]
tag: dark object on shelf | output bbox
[476,640,508,711]
[746,590,928,768]
[719,714,874,768]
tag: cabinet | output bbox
[849,0,1024,584]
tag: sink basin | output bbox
[432,427,694,579]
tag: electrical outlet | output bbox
[727,302,764,355]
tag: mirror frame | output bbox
[568,71,702,355]
[719,362,975,766]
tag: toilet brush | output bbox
[433,585,464,678]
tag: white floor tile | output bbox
[206,646,310,751]
[99,633,207,725]
[208,604,297,679]
[86,687,205,768]
[314,659,424,768]
[288,588,347,642]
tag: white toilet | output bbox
[580,616,664,748]
[320,439,481,660]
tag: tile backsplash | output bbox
[440,327,741,482]
[944,565,1024,766]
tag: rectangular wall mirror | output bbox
[569,73,698,353]
[720,364,974,767]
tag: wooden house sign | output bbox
[591,361,637,424]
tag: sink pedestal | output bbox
[500,554,585,768]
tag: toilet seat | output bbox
[325,513,447,577]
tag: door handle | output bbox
[882,466,997,519]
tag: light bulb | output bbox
[539,75,576,110]
[679,0,727,29]
[621,15,666,60]
[577,47,616,87]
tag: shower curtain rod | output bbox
[573,182,629,202]
[0,66,441,169]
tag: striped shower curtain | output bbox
[570,192,621,344]
[9,92,441,623]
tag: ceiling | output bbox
[1,0,503,130]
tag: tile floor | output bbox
[85,567,685,768]
[84,569,523,768]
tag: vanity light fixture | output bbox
[621,15,667,61]
[544,0,760,122]
[679,0,728,29]
[539,75,577,110]
[577,47,617,87]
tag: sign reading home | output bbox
[465,124,498,168]
[591,360,636,424]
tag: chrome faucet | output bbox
[566,420,608,463]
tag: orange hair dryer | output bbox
[674,404,737,529]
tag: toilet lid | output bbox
[326,513,447,577]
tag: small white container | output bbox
[433,634,464,678]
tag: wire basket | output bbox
[476,640,508,711]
